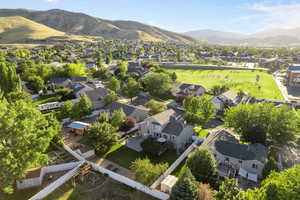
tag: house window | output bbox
[225,157,229,161]
[239,160,243,164]
[252,163,258,169]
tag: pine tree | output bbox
[171,168,199,200]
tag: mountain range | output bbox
[0,8,197,44]
[184,29,300,47]
[1,8,300,47]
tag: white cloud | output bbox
[46,0,58,3]
[246,2,300,30]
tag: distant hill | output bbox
[0,16,95,43]
[184,28,300,47]
[0,9,197,43]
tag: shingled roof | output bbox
[203,129,267,163]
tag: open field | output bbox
[167,69,284,100]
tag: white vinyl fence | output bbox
[29,161,85,200]
[63,143,170,200]
[17,161,81,190]
[151,141,199,189]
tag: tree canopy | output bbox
[106,77,121,92]
[215,178,245,200]
[171,168,199,200]
[186,147,217,185]
[183,96,216,126]
[142,72,173,97]
[0,100,59,192]
[84,122,119,154]
[224,103,299,145]
[145,99,167,114]
[246,165,300,200]
[0,62,21,96]
[130,158,168,186]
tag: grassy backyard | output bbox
[104,144,179,169]
[167,69,284,100]
[33,94,62,106]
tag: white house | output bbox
[139,109,193,151]
[202,129,267,181]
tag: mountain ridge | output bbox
[184,28,300,47]
[0,8,197,43]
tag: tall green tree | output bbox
[106,77,121,92]
[246,165,300,200]
[215,178,245,200]
[186,147,217,185]
[123,78,140,101]
[224,103,299,145]
[130,158,168,186]
[27,75,45,93]
[64,63,87,77]
[59,101,74,119]
[0,100,59,193]
[0,62,21,96]
[142,72,173,97]
[110,108,126,128]
[84,122,119,154]
[104,91,119,105]
[145,99,167,114]
[183,96,216,126]
[73,94,92,119]
[170,168,199,200]
[118,60,128,72]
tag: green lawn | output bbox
[33,94,62,106]
[167,69,284,100]
[104,144,179,169]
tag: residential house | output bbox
[211,91,240,112]
[67,121,90,135]
[72,82,94,98]
[85,62,98,70]
[139,109,194,151]
[104,102,149,122]
[85,88,110,109]
[172,82,206,97]
[287,65,300,87]
[47,77,72,88]
[203,129,267,181]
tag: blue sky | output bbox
[2,0,300,34]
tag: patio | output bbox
[125,136,147,152]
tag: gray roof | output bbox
[204,129,267,163]
[173,82,206,96]
[162,120,185,136]
[104,102,149,121]
[288,65,300,71]
[85,88,110,102]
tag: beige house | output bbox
[139,109,194,151]
[202,129,267,181]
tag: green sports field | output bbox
[167,69,284,100]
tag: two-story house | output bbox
[203,129,267,181]
[139,109,194,151]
